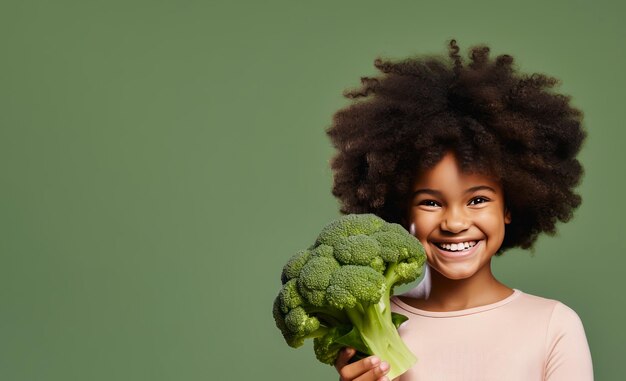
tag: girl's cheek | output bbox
[409,222,416,236]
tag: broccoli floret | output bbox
[298,256,341,307]
[326,265,385,309]
[273,214,426,380]
[277,279,304,313]
[313,326,348,365]
[281,249,311,284]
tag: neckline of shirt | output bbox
[391,288,522,318]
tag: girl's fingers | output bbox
[335,348,390,381]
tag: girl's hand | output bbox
[334,347,391,381]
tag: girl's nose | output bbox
[441,207,470,233]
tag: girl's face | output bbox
[408,152,511,280]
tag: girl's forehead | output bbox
[412,152,502,190]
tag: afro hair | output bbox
[327,39,586,253]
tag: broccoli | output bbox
[273,214,426,379]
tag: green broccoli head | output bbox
[315,214,385,247]
[392,259,426,285]
[373,225,417,263]
[326,265,385,310]
[284,307,322,338]
[277,279,303,314]
[273,296,307,348]
[311,244,334,258]
[313,326,348,365]
[273,214,425,379]
[297,256,341,307]
[281,249,311,284]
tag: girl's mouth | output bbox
[434,240,478,252]
[433,240,482,260]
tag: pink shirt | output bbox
[390,289,593,381]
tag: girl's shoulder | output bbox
[513,290,585,325]
[517,290,588,336]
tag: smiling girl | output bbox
[327,40,593,380]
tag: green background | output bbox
[1,0,624,379]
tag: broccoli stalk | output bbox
[346,300,415,379]
[273,214,426,380]
[340,262,418,379]
[346,263,417,380]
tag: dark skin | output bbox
[335,349,391,381]
[401,273,512,312]
[399,152,513,312]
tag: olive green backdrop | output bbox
[1,0,624,380]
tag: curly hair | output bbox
[326,39,586,253]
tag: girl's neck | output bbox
[405,262,513,312]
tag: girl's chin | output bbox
[432,267,479,280]
[426,241,487,280]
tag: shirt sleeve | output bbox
[544,302,594,380]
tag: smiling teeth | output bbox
[437,241,478,252]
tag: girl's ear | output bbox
[504,208,512,224]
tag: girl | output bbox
[326,40,593,380]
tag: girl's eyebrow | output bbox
[465,185,497,194]
[412,188,443,198]
[412,185,496,197]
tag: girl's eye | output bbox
[419,200,440,207]
[468,197,490,205]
